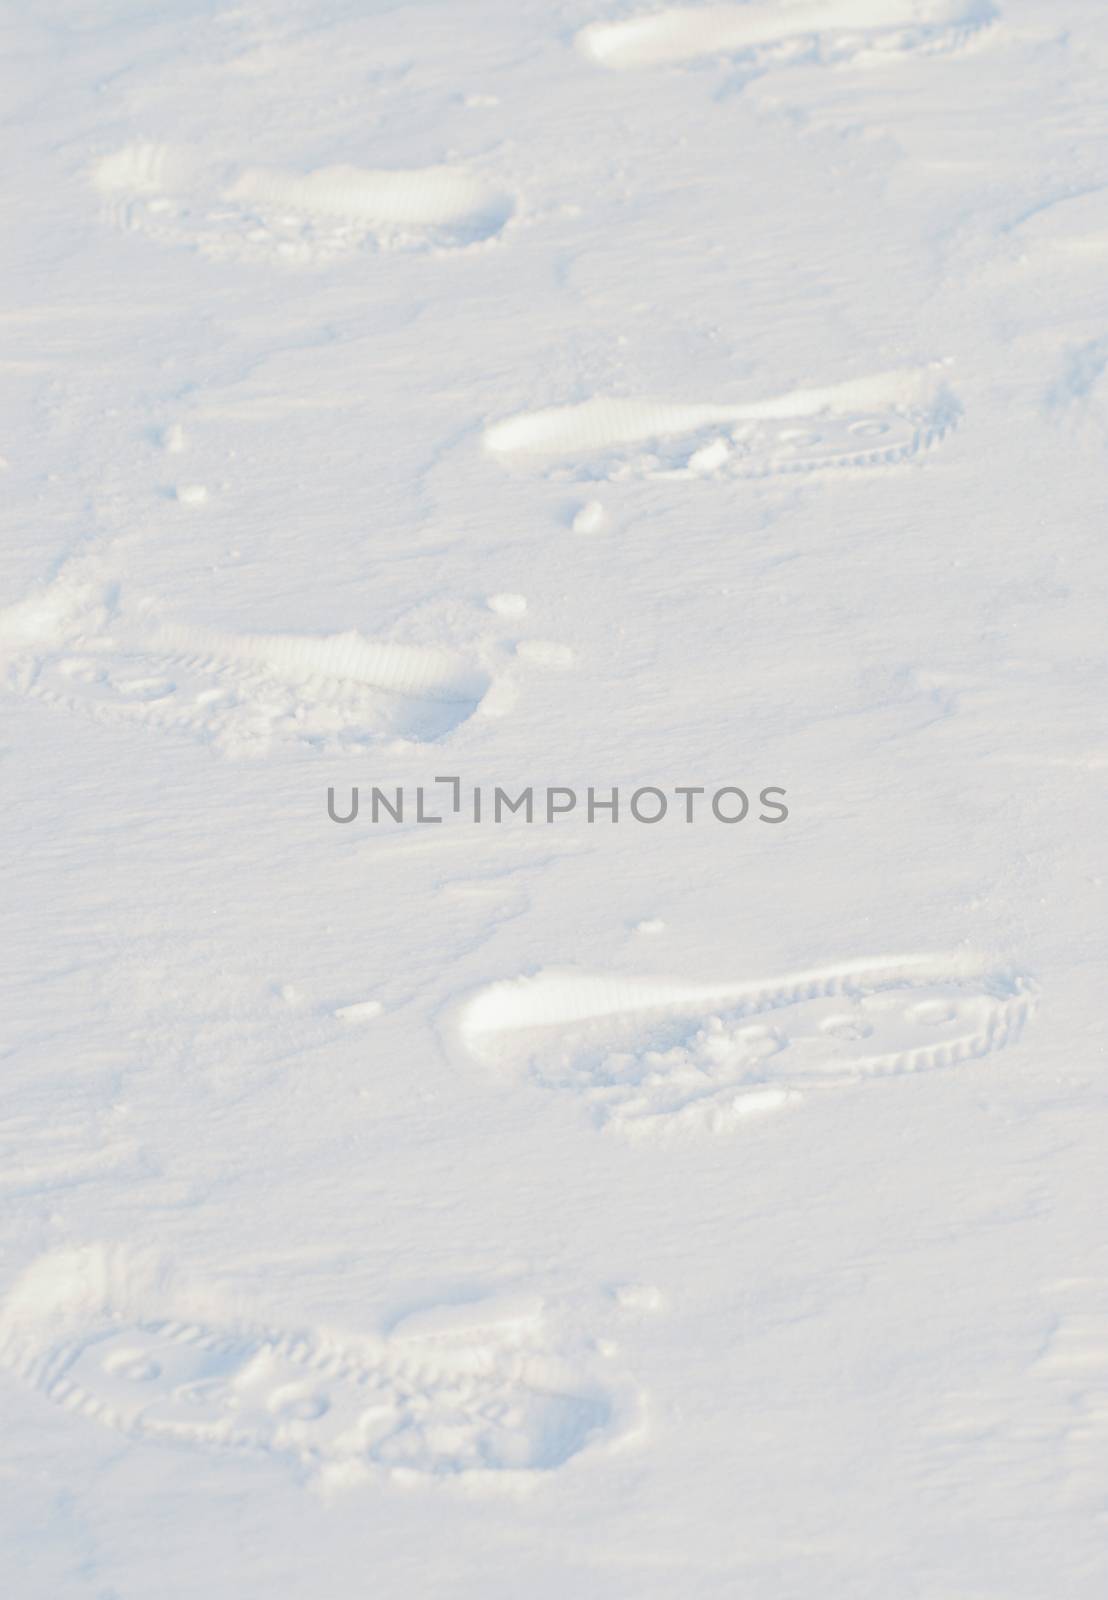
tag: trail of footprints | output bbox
[25,0,1037,1499]
[0,1281,632,1484]
[484,369,961,483]
[0,957,1045,1486]
[455,955,1036,1139]
[576,0,996,74]
[93,144,515,263]
[0,566,490,754]
[92,0,995,267]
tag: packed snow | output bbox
[2,0,1107,1595]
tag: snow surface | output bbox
[2,0,1107,1594]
